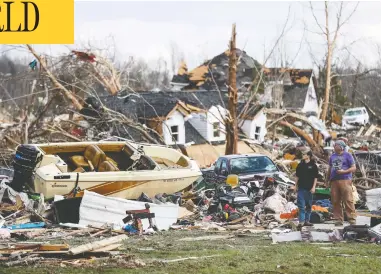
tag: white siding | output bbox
[302,78,319,113]
[206,105,227,142]
[239,109,267,142]
[188,113,208,140]
[251,110,267,142]
[240,120,252,138]
[162,111,185,145]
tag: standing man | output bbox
[295,151,318,227]
[326,140,357,226]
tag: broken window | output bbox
[220,159,228,175]
[213,122,220,137]
[170,125,179,142]
[254,126,261,140]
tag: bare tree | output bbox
[308,1,359,122]
[225,24,238,155]
[169,41,185,75]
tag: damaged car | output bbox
[202,154,294,186]
[202,154,295,208]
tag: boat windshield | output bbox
[230,156,277,175]
[345,110,362,116]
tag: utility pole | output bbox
[225,23,238,155]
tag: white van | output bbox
[342,107,369,128]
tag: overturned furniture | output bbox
[123,203,158,234]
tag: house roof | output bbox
[171,62,190,85]
[114,124,165,144]
[170,49,261,91]
[264,68,314,110]
[79,96,164,144]
[263,68,313,85]
[101,90,262,122]
[238,103,265,119]
[184,121,208,145]
[123,90,229,112]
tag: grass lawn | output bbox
[2,229,381,274]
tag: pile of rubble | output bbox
[0,141,381,269]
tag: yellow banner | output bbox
[0,0,74,44]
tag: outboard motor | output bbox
[10,145,40,192]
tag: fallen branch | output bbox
[156,255,221,264]
[69,234,128,255]
[353,177,381,188]
[279,120,323,156]
[4,135,20,146]
[26,45,84,111]
[46,127,81,142]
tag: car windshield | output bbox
[345,110,363,116]
[230,156,277,174]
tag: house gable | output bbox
[162,110,186,145]
[239,106,267,142]
[206,105,227,142]
[281,69,315,111]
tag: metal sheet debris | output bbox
[78,190,179,231]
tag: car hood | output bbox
[238,171,295,185]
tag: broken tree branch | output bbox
[26,45,84,111]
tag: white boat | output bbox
[10,141,202,199]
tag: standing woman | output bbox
[295,151,319,227]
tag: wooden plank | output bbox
[14,244,40,250]
[92,243,122,252]
[90,228,109,238]
[356,127,365,137]
[39,244,70,251]
[364,125,376,136]
[0,249,24,255]
[226,215,249,225]
[68,234,128,255]
[0,249,34,254]
[32,251,69,255]
[357,212,381,218]
[10,228,47,234]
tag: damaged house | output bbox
[170,49,261,95]
[170,49,318,116]
[263,68,319,114]
[102,90,265,167]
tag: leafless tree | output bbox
[169,41,185,75]
[308,1,359,122]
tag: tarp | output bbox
[213,141,256,156]
[186,141,256,168]
[78,190,179,231]
[307,116,331,141]
[186,144,220,168]
[365,188,381,211]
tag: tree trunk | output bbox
[321,48,332,122]
[320,2,331,122]
[225,24,238,155]
[351,63,361,107]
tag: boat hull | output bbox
[34,169,201,199]
[26,140,202,200]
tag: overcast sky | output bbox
[13,1,381,71]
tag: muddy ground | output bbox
[2,229,381,274]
